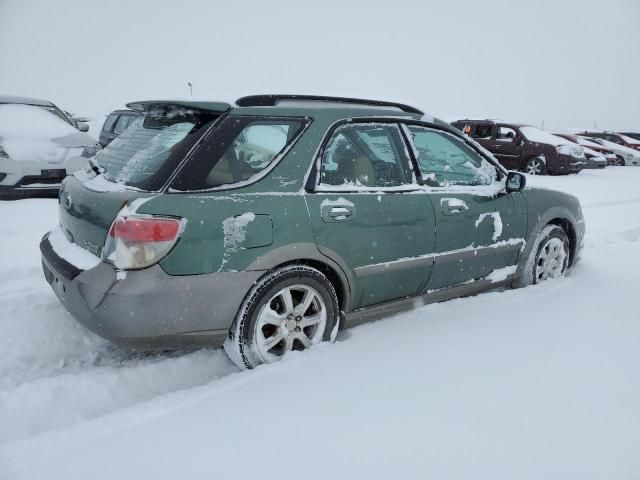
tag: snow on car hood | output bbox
[0,103,95,163]
[520,126,571,146]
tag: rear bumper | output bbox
[40,232,263,351]
[0,184,60,200]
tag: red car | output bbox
[578,131,640,152]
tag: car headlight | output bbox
[556,145,584,158]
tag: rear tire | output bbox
[224,265,340,370]
[524,156,547,175]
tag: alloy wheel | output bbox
[526,159,544,175]
[254,284,327,363]
[535,237,567,282]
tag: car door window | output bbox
[496,126,517,142]
[471,124,493,139]
[102,114,118,133]
[319,124,413,188]
[113,114,135,134]
[406,126,497,187]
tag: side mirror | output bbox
[506,171,526,192]
[77,122,89,132]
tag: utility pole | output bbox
[187,82,193,96]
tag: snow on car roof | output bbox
[0,94,53,106]
[0,103,77,138]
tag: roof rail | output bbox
[235,94,424,115]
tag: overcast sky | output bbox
[1,0,638,131]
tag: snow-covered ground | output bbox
[1,167,640,479]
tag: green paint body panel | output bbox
[56,99,585,322]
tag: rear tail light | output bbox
[105,215,185,270]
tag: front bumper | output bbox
[40,232,263,351]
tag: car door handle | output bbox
[329,207,353,219]
[441,198,469,216]
[321,204,355,222]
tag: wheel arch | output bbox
[547,217,578,266]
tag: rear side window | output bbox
[471,124,493,139]
[319,124,413,189]
[102,113,118,133]
[406,126,496,187]
[113,114,136,134]
[170,116,306,191]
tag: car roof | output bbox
[0,95,54,106]
[109,109,142,115]
[126,95,425,120]
[452,119,530,128]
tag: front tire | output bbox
[524,156,547,175]
[615,155,626,166]
[514,225,570,287]
[224,265,340,370]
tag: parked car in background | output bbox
[0,95,90,132]
[553,133,608,168]
[98,109,142,146]
[41,95,584,370]
[576,135,640,166]
[451,119,586,175]
[0,101,98,199]
[577,131,640,152]
[616,131,640,142]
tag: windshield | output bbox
[520,126,569,146]
[93,107,219,190]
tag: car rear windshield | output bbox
[94,106,220,190]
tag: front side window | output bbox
[496,126,517,142]
[319,124,413,188]
[171,116,306,191]
[406,126,497,187]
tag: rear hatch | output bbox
[57,101,230,260]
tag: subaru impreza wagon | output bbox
[40,95,585,369]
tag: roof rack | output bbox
[235,94,424,115]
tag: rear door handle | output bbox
[321,204,355,222]
[441,198,469,216]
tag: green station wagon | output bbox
[40,95,585,369]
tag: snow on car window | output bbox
[95,107,205,187]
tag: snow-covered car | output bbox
[450,120,587,175]
[577,135,640,166]
[0,100,99,199]
[579,131,640,152]
[617,131,640,142]
[554,133,609,168]
[40,95,585,370]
